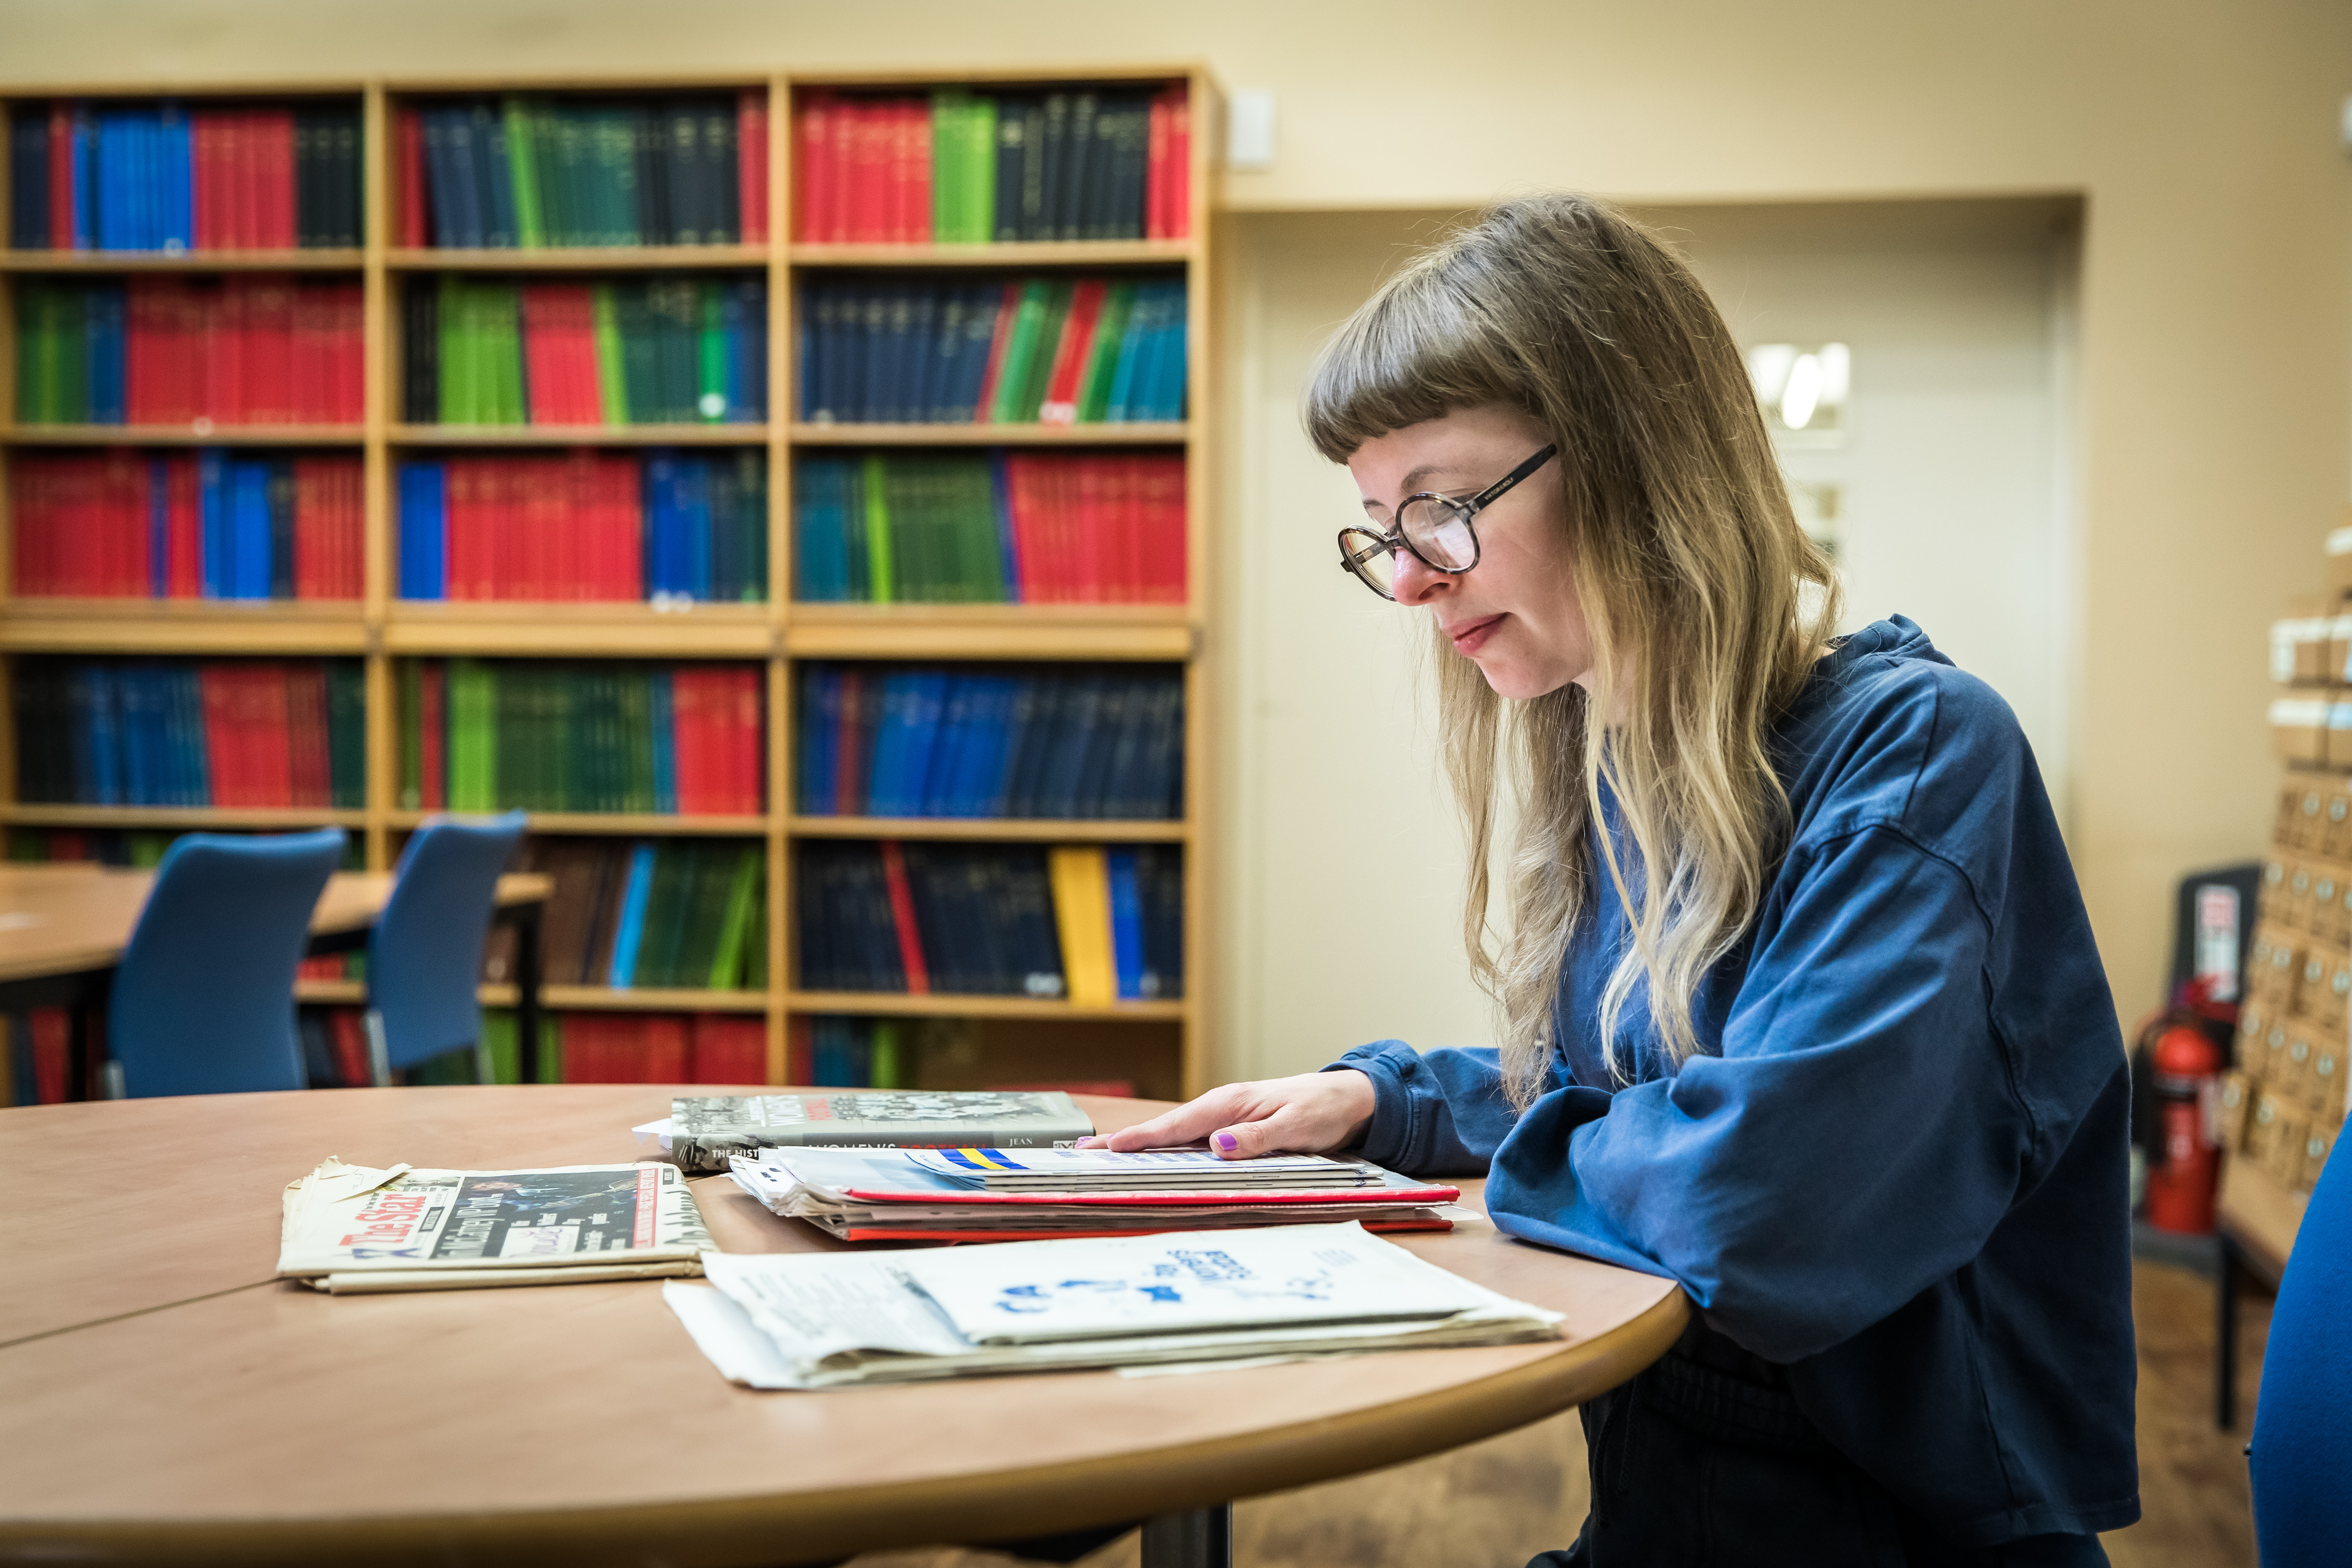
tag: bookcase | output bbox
[0,67,1215,1102]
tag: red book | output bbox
[1145,94,1171,241]
[285,664,330,807]
[691,1014,768,1084]
[737,90,769,245]
[670,667,710,814]
[1036,279,1105,426]
[252,663,295,808]
[893,99,931,245]
[642,1016,691,1081]
[30,1008,71,1103]
[190,111,218,249]
[329,1010,371,1087]
[446,459,483,599]
[198,665,241,806]
[418,661,446,811]
[1165,86,1191,240]
[1002,454,1044,604]
[1074,456,1106,604]
[47,103,73,251]
[969,282,1023,426]
[290,282,326,423]
[103,450,145,598]
[258,110,296,249]
[797,91,838,242]
[785,1014,812,1085]
[292,458,325,599]
[731,666,763,815]
[243,278,295,424]
[849,101,886,243]
[166,454,202,599]
[877,840,929,995]
[519,285,567,425]
[610,453,643,601]
[396,107,426,249]
[1139,452,1185,603]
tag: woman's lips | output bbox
[1445,614,1504,655]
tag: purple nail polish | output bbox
[1215,1132,1238,1152]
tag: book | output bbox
[665,1221,1557,1389]
[797,840,1110,1000]
[792,82,1183,246]
[905,1147,1383,1191]
[661,1088,1095,1172]
[278,1156,712,1294]
[796,272,1182,426]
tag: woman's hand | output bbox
[1076,1069,1378,1159]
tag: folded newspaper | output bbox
[665,1221,1563,1389]
[654,1090,1095,1172]
[278,1156,713,1294]
[728,1146,1461,1242]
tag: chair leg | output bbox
[99,1060,126,1100]
[365,1009,393,1089]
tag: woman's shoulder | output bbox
[1777,616,2049,865]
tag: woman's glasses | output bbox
[1335,445,1557,600]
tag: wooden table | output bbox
[0,865,552,1092]
[0,1086,1688,1567]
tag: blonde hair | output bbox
[1305,193,1840,1106]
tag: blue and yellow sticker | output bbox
[939,1148,1028,1171]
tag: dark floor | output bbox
[851,1259,2270,1568]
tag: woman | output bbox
[1088,194,2137,1565]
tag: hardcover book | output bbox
[664,1088,1095,1171]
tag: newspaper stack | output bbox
[653,1090,1096,1173]
[666,1221,1564,1389]
[728,1145,1461,1242]
[278,1156,712,1294]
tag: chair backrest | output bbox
[106,828,347,1097]
[2250,1142,2352,1561]
[368,812,526,1073]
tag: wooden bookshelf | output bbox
[0,65,1218,1096]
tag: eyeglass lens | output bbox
[1398,496,1479,571]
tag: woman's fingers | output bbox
[1085,1089,1257,1151]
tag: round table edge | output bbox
[0,1287,1691,1567]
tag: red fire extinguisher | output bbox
[2146,1019,2225,1234]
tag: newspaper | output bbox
[659,1091,1094,1172]
[726,1146,1461,1241]
[278,1156,712,1294]
[665,1221,1562,1389]
[902,1147,1380,1190]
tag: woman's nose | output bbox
[1389,550,1452,606]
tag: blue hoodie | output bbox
[1330,617,2138,1544]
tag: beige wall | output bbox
[9,0,2350,1064]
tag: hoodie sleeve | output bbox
[1480,824,2042,1361]
[1327,1038,1604,1179]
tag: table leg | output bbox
[2216,1235,2241,1430]
[512,903,543,1085]
[1140,1505,1232,1568]
[66,1000,91,1102]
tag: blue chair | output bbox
[105,828,347,1098]
[365,811,527,1086]
[2250,1140,2352,1564]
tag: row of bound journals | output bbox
[797,85,1188,245]
[797,664,1184,821]
[292,1010,771,1093]
[16,278,364,426]
[795,452,1185,604]
[9,102,362,252]
[515,837,767,991]
[397,95,765,250]
[403,276,768,426]
[397,452,768,604]
[401,660,764,817]
[799,276,1185,426]
[796,840,1182,1004]
[13,658,364,810]
[13,451,363,602]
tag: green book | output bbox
[616,283,657,424]
[592,110,631,247]
[47,285,87,423]
[634,844,694,987]
[678,843,738,990]
[743,861,769,989]
[448,659,498,811]
[1013,280,1074,422]
[531,103,567,247]
[707,845,762,989]
[647,280,697,423]
[17,285,60,422]
[437,276,470,423]
[869,1020,904,1089]
[591,283,629,423]
[965,96,999,244]
[1076,281,1134,424]
[503,98,544,248]
[987,279,1054,424]
[493,283,526,423]
[957,458,1006,603]
[696,281,727,421]
[861,453,895,604]
[932,91,995,244]
[553,110,589,248]
[620,668,656,813]
[397,661,423,809]
[326,662,366,808]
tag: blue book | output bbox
[1155,286,1190,421]
[1105,287,1148,423]
[397,462,448,600]
[11,113,49,250]
[740,278,769,420]
[83,664,123,806]
[439,108,485,249]
[197,449,229,598]
[173,665,208,806]
[84,285,125,423]
[158,102,191,253]
[678,458,713,603]
[643,453,679,597]
[893,672,949,817]
[793,457,847,602]
[147,459,170,598]
[946,674,1011,818]
[797,668,840,814]
[1107,849,1146,1000]
[649,671,677,813]
[94,109,130,250]
[228,459,273,599]
[70,105,98,251]
[118,665,154,807]
[864,671,916,817]
[922,675,974,817]
[476,102,516,249]
[605,843,659,987]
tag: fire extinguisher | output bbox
[2145,1018,2225,1234]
